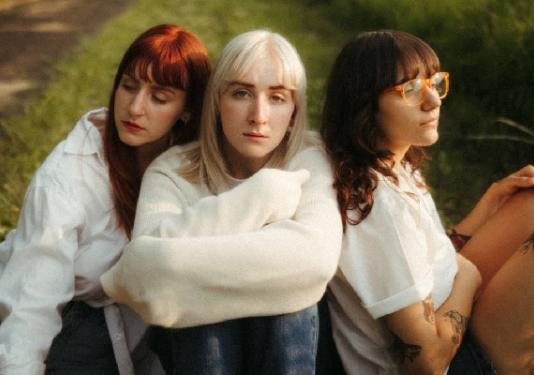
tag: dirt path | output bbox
[0,0,132,119]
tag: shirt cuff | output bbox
[364,272,434,319]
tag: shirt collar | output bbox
[64,108,107,157]
[376,164,422,196]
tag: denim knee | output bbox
[242,304,318,375]
[152,305,319,375]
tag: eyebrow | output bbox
[228,80,290,91]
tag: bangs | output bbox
[395,37,440,81]
[124,46,189,90]
[220,38,301,93]
[275,49,300,91]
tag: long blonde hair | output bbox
[181,30,309,191]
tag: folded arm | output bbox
[134,160,309,238]
[385,254,481,374]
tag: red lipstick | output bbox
[123,121,143,133]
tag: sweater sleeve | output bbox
[0,181,83,375]
[101,146,343,328]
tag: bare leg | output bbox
[460,190,534,287]
[471,239,534,375]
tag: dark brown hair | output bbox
[104,24,210,238]
[320,30,439,227]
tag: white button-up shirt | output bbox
[0,109,156,375]
[328,166,458,375]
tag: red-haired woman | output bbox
[0,24,210,375]
[321,30,534,374]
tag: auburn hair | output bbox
[104,24,210,238]
[320,30,439,227]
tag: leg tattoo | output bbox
[519,232,534,255]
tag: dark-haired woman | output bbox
[321,30,534,374]
[0,24,210,375]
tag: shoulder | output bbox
[146,141,199,174]
[31,109,107,188]
[142,141,202,197]
[346,176,414,235]
[373,178,405,211]
[287,131,330,171]
[63,108,107,154]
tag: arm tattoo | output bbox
[389,333,422,363]
[422,296,435,324]
[519,232,534,255]
[445,310,469,344]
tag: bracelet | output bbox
[446,227,472,252]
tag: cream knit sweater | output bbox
[101,139,342,328]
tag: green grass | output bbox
[0,0,347,239]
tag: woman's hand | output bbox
[454,165,534,235]
[482,164,534,215]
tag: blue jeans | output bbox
[448,330,497,375]
[150,305,318,375]
[45,301,119,375]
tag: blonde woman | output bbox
[101,30,343,374]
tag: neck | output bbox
[391,149,408,170]
[377,140,409,170]
[221,139,271,179]
[226,158,265,179]
[136,136,170,174]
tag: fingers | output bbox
[496,165,534,192]
[501,175,534,190]
[512,175,534,188]
[513,164,534,178]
